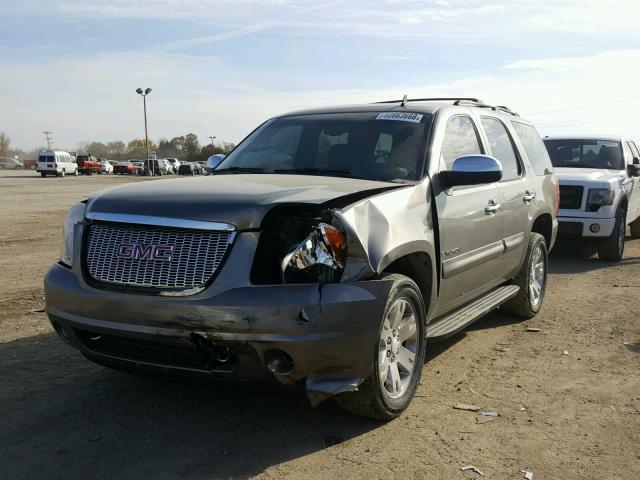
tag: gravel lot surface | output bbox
[1,170,638,479]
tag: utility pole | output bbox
[43,131,53,150]
[209,136,216,146]
[135,88,153,175]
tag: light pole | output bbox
[136,87,152,176]
[209,136,216,147]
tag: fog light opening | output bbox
[216,346,231,364]
[52,321,71,345]
[590,223,601,233]
[265,349,295,377]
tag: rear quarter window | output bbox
[511,122,553,176]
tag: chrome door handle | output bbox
[485,200,501,214]
[522,191,536,203]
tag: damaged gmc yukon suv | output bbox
[45,98,558,419]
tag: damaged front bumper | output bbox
[45,264,392,404]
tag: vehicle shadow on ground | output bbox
[0,333,381,480]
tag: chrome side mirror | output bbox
[440,155,503,188]
[207,154,225,172]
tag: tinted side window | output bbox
[441,116,482,169]
[481,117,521,181]
[512,122,552,175]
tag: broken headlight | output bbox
[281,223,347,283]
[60,202,86,267]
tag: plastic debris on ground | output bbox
[453,403,481,412]
[461,465,485,476]
[480,411,499,417]
[525,327,541,332]
[521,470,533,479]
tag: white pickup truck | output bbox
[544,136,640,261]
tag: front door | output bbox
[433,115,505,316]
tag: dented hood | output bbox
[86,174,400,230]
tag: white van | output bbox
[37,151,78,177]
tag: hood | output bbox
[554,167,623,186]
[86,174,401,230]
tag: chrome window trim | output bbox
[85,212,236,232]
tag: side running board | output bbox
[427,285,520,341]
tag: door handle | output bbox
[485,200,501,214]
[522,191,536,203]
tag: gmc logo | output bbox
[117,243,174,262]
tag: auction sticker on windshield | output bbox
[376,112,424,123]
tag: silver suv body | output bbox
[45,98,558,419]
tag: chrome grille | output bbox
[85,223,233,289]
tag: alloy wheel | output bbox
[378,298,419,399]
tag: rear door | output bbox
[433,114,505,316]
[480,116,533,278]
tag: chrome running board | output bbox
[427,285,520,341]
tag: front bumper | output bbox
[557,216,616,238]
[45,263,391,403]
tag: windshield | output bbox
[544,139,624,170]
[217,112,432,182]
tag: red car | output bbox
[76,155,101,175]
[114,162,136,175]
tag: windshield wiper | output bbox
[212,167,266,175]
[274,168,360,178]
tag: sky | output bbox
[1,0,640,151]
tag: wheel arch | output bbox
[378,244,436,319]
[531,213,553,247]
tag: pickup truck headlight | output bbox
[281,223,347,283]
[586,188,614,212]
[60,203,86,267]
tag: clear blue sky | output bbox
[1,0,640,151]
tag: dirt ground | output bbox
[1,169,638,480]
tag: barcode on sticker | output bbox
[376,112,424,123]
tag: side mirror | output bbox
[207,154,225,172]
[627,163,640,177]
[440,155,503,188]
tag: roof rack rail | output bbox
[374,97,482,105]
[373,96,520,116]
[474,104,519,117]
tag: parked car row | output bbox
[31,152,208,178]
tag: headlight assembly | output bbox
[281,223,347,283]
[586,188,614,212]
[60,202,87,267]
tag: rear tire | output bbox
[336,273,426,420]
[501,233,548,318]
[59,169,65,178]
[598,209,626,262]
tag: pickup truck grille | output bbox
[559,185,583,210]
[84,223,233,291]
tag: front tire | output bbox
[501,233,548,318]
[336,273,426,420]
[598,209,626,262]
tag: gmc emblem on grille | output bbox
[117,243,175,262]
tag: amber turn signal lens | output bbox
[320,224,347,265]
